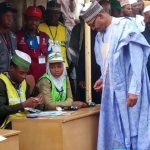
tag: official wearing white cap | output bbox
[0,50,43,129]
[12,50,31,69]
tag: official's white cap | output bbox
[12,50,31,69]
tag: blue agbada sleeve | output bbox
[128,42,143,95]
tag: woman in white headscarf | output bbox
[37,52,87,110]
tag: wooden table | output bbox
[12,105,100,150]
[0,129,20,150]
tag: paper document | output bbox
[36,111,67,117]
[0,135,7,142]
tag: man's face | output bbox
[11,65,29,83]
[49,62,63,78]
[131,2,140,15]
[122,4,133,17]
[138,0,144,12]
[46,10,61,25]
[88,14,106,32]
[0,11,14,29]
[144,11,150,29]
[26,16,41,31]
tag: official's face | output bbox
[11,65,29,84]
[49,62,64,78]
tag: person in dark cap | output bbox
[39,1,69,70]
[0,2,17,73]
[0,50,44,129]
[39,1,74,97]
[109,0,122,17]
[80,1,150,150]
[16,6,51,81]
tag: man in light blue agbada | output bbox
[80,1,150,150]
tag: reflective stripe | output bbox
[9,98,26,103]
[49,40,66,47]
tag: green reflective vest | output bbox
[40,73,67,102]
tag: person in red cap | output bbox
[16,6,51,82]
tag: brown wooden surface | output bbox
[12,105,100,150]
[144,1,150,6]
[0,129,20,150]
[0,129,20,137]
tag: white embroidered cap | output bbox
[120,0,130,7]
[12,50,31,69]
[80,1,103,23]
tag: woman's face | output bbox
[49,62,64,78]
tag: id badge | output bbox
[38,55,46,64]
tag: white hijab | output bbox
[46,61,67,91]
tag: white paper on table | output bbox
[36,111,67,117]
[0,135,7,142]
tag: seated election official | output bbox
[0,50,43,129]
[37,52,87,110]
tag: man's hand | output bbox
[22,94,44,108]
[127,93,138,107]
[93,79,103,92]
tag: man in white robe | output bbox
[80,1,150,150]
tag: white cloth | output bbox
[131,15,145,32]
